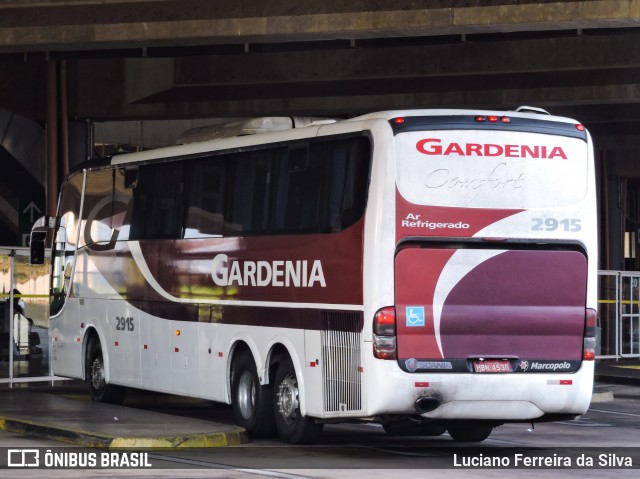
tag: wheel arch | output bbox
[266,343,290,385]
[227,336,306,413]
[227,338,259,402]
[82,326,105,382]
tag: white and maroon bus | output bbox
[31,108,598,444]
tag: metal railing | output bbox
[598,270,640,359]
[0,247,56,386]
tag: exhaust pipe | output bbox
[415,397,440,413]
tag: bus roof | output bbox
[109,107,582,167]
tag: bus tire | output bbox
[273,358,323,444]
[447,423,493,442]
[231,351,276,438]
[87,340,125,405]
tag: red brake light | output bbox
[393,117,405,124]
[374,307,396,336]
[475,115,486,122]
[500,116,511,123]
[373,307,397,360]
[488,115,499,123]
[575,124,585,131]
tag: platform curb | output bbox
[0,415,248,448]
[590,390,615,404]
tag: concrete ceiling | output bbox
[0,0,640,147]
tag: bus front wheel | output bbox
[273,358,323,444]
[231,351,276,438]
[87,340,125,405]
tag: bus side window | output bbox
[268,136,371,235]
[184,156,225,239]
[226,150,273,235]
[282,145,322,233]
[129,162,185,240]
[50,226,69,315]
[322,137,370,232]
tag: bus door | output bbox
[50,172,85,378]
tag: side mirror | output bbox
[30,228,47,264]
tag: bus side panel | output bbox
[106,298,141,387]
[170,319,201,395]
[196,321,225,401]
[139,315,172,394]
[303,329,325,416]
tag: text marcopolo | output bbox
[211,254,327,288]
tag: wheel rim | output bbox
[90,357,105,392]
[276,373,299,425]
[237,370,256,420]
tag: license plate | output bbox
[473,360,512,373]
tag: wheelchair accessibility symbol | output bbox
[405,306,425,327]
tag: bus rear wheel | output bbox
[273,358,323,444]
[87,340,125,405]
[231,351,276,438]
[447,423,493,442]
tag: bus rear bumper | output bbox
[364,361,594,421]
[418,400,544,421]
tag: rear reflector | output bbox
[547,379,573,385]
[583,308,597,361]
[373,335,397,360]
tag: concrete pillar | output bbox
[46,60,57,218]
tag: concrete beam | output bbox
[71,81,640,120]
[116,32,640,111]
[1,1,640,52]
[160,33,640,87]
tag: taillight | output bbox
[583,308,597,361]
[373,307,396,360]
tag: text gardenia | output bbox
[211,254,326,288]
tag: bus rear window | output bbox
[395,130,589,209]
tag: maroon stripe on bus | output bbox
[127,299,363,332]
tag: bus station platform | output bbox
[595,358,640,385]
[0,385,247,448]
